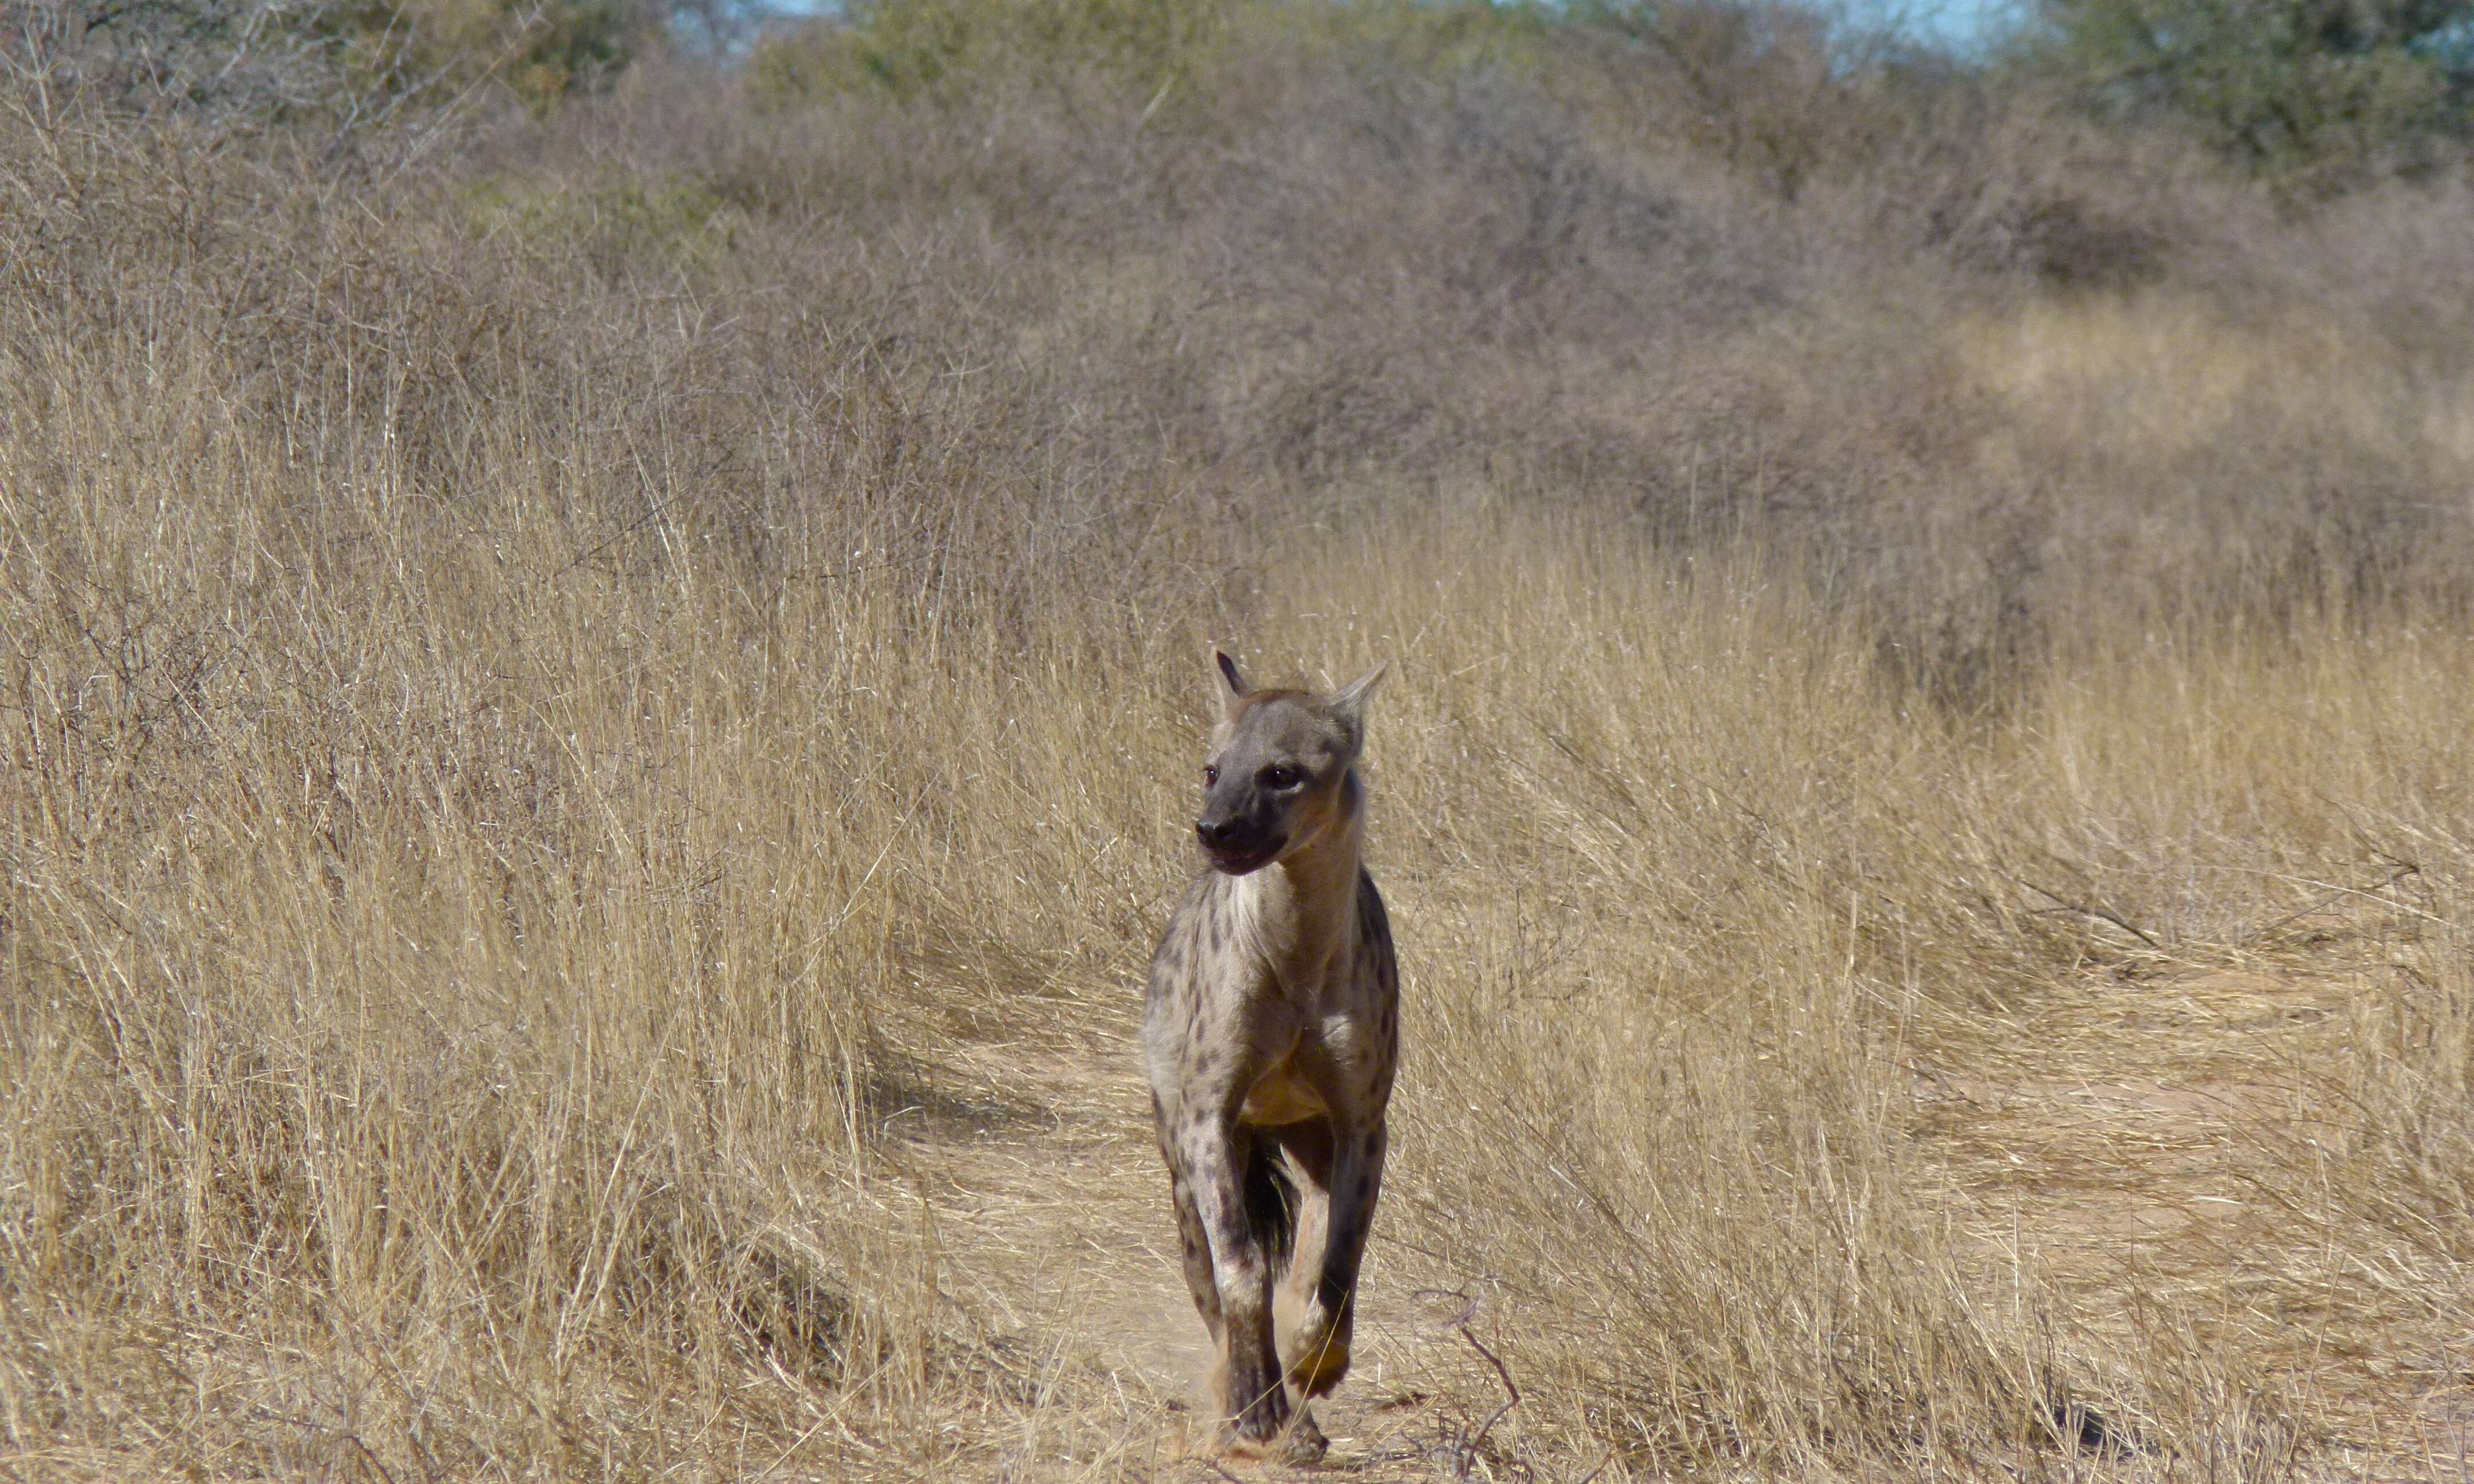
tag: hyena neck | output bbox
[1243,767,1365,973]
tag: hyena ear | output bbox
[1325,662,1388,748]
[1210,645,1250,721]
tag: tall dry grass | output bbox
[1314,527,2474,1472]
[3,16,2473,1479]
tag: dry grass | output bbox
[3,19,2473,1481]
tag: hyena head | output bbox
[1193,647,1387,875]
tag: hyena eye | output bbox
[1203,765,1219,786]
[1261,765,1301,790]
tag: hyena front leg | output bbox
[1271,1119,1340,1395]
[1178,1114,1294,1450]
[1292,1117,1386,1399]
[1155,1099,1224,1344]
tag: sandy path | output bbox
[901,1029,1459,1481]
[1920,952,2474,1479]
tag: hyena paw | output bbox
[1276,1406,1329,1466]
[1226,1406,1329,1467]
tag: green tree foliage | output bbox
[744,0,1546,106]
[746,0,1235,101]
[2032,0,2474,173]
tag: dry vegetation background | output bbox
[4,0,2474,1477]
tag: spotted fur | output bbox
[1143,646,1398,1465]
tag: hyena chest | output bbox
[1233,957,1396,1129]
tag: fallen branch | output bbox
[1412,1287,1529,1480]
[1460,1320,1521,1457]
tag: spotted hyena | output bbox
[1143,646,1397,1465]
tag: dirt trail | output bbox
[1919,945,2473,1478]
[1921,966,2342,1300]
[907,1030,1463,1481]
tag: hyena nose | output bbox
[1197,819,1236,847]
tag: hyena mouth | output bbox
[1204,835,1287,875]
